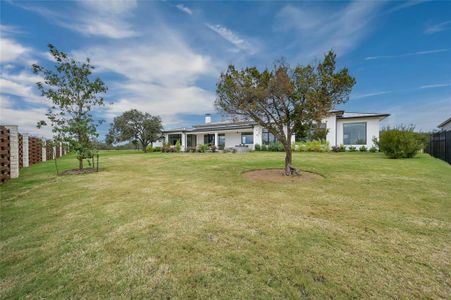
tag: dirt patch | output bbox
[242,168,323,183]
[61,168,97,176]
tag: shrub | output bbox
[175,140,181,153]
[209,145,217,153]
[338,144,346,152]
[198,144,208,153]
[187,146,196,153]
[369,146,377,153]
[375,126,423,158]
[331,146,340,152]
[255,144,261,151]
[359,146,367,152]
[162,143,171,153]
[348,146,357,152]
[146,145,153,152]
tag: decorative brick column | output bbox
[22,133,29,167]
[0,126,10,183]
[5,125,19,179]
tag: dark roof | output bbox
[438,117,451,128]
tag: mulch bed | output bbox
[242,168,323,183]
[61,168,97,176]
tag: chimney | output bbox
[205,113,211,124]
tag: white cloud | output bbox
[424,20,451,34]
[275,1,384,58]
[176,4,192,15]
[0,96,52,138]
[205,23,256,54]
[352,91,391,99]
[365,49,448,60]
[14,0,138,39]
[0,37,30,63]
[73,27,221,125]
[419,83,451,89]
[0,71,47,105]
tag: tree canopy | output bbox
[33,44,107,169]
[216,51,355,175]
[106,109,163,152]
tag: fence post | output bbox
[5,125,19,179]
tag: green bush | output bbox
[255,144,261,151]
[348,146,357,152]
[153,146,161,152]
[338,144,346,152]
[369,146,377,153]
[146,145,153,152]
[359,146,367,152]
[198,144,208,153]
[375,126,423,158]
[175,140,181,153]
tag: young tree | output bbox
[33,44,107,170]
[216,51,355,175]
[106,109,163,152]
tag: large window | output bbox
[168,134,181,145]
[343,122,367,145]
[187,134,196,148]
[218,134,225,147]
[204,134,215,145]
[262,128,278,145]
[241,132,254,144]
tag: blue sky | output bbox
[1,0,450,139]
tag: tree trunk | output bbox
[284,146,292,176]
[79,158,83,170]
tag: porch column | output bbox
[214,132,218,147]
[181,132,186,151]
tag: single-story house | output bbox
[158,110,390,151]
[437,117,451,131]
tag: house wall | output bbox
[440,122,451,131]
[324,114,337,146]
[336,118,380,149]
[224,132,242,148]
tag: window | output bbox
[241,132,254,144]
[204,134,215,145]
[343,122,367,145]
[187,135,196,147]
[218,134,225,146]
[168,134,181,145]
[262,128,277,145]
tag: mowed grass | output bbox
[1,151,450,299]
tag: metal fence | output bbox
[425,130,451,165]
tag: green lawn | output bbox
[1,151,450,298]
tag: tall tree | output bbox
[106,109,163,152]
[216,51,355,175]
[33,44,107,170]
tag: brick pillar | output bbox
[42,140,47,162]
[5,125,19,178]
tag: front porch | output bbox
[164,127,263,151]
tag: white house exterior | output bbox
[159,110,390,151]
[437,117,451,131]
